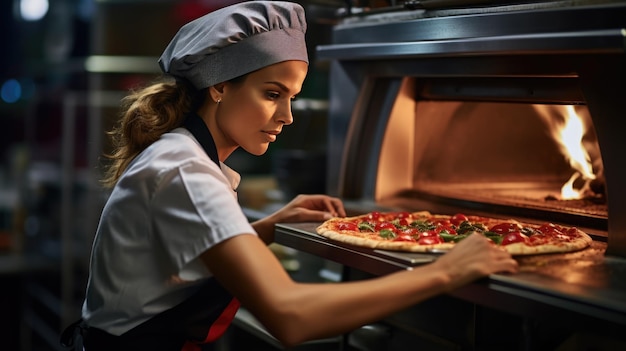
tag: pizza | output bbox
[316,211,592,255]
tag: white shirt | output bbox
[82,127,256,336]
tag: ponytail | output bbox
[101,78,203,188]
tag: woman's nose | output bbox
[276,102,294,125]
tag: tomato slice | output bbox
[337,222,358,231]
[450,213,469,226]
[418,236,444,245]
[394,234,416,242]
[420,230,439,237]
[375,222,397,231]
[399,228,421,236]
[368,211,382,221]
[538,223,565,236]
[500,231,529,246]
[565,227,581,236]
[395,211,412,220]
[396,218,409,226]
[528,234,548,245]
[432,219,451,226]
[489,222,523,235]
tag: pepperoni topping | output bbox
[395,211,412,220]
[394,234,417,242]
[527,233,547,244]
[399,228,421,236]
[419,230,439,237]
[418,236,444,245]
[375,222,397,232]
[500,231,529,246]
[450,213,469,226]
[489,222,523,235]
[368,211,382,221]
[337,222,358,231]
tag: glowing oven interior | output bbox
[377,78,606,229]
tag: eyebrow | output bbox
[265,81,292,93]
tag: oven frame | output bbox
[317,2,626,257]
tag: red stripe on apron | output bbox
[180,297,241,350]
[181,342,201,351]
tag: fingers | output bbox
[438,233,519,281]
[493,251,519,274]
[297,208,335,222]
[471,234,519,274]
[320,196,346,218]
[289,194,346,218]
[273,194,346,223]
[500,259,519,274]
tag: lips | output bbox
[264,130,280,142]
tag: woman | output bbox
[62,2,518,350]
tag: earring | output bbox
[216,98,222,104]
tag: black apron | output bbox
[61,114,239,351]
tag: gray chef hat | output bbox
[158,1,308,90]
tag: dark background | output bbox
[0,1,351,350]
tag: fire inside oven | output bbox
[375,77,607,231]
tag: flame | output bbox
[561,172,586,200]
[559,106,596,181]
[535,105,597,200]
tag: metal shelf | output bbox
[275,222,626,327]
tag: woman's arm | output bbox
[250,194,346,244]
[201,232,517,348]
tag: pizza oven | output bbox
[272,1,626,350]
[319,1,626,248]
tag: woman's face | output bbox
[211,60,308,158]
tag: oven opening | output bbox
[376,77,607,233]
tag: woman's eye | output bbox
[266,91,280,100]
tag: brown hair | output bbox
[101,78,204,188]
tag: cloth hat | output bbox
[158,1,308,89]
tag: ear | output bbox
[208,83,226,103]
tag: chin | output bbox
[245,145,270,156]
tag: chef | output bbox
[61,2,517,350]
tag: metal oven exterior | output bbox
[319,2,626,256]
[274,2,626,350]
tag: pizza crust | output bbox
[318,230,378,248]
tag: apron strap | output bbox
[180,297,240,350]
[183,113,220,166]
[60,318,87,351]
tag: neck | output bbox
[197,108,240,163]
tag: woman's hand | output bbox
[251,194,346,243]
[430,232,519,291]
[273,194,346,223]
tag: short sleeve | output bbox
[150,158,256,272]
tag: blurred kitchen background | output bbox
[0,0,347,350]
